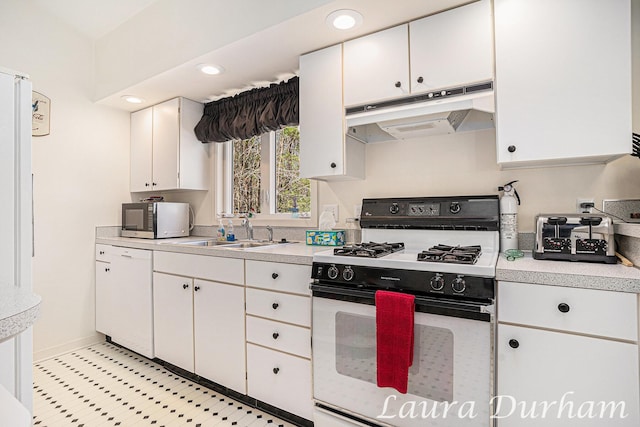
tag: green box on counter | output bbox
[306,230,345,246]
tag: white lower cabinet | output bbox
[245,261,312,420]
[247,343,312,420]
[153,252,246,394]
[497,281,640,426]
[95,244,153,359]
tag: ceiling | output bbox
[36,0,473,111]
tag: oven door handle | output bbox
[310,283,493,322]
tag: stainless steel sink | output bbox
[226,241,279,249]
[174,239,235,246]
[170,239,282,249]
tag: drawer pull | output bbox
[183,283,189,290]
[99,250,105,255]
[105,267,110,272]
[272,332,279,340]
[508,339,519,349]
[271,273,279,279]
[272,302,279,310]
[194,286,200,292]
[557,303,570,313]
[273,367,280,374]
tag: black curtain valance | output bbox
[194,76,298,143]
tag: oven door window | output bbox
[335,311,454,402]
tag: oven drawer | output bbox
[245,260,311,296]
[246,316,310,358]
[247,343,312,420]
[498,281,638,341]
[246,288,310,327]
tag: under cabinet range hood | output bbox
[345,81,495,143]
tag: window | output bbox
[218,126,312,220]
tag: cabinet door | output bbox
[152,98,180,191]
[152,272,194,371]
[300,45,362,180]
[497,324,639,426]
[130,107,153,192]
[110,247,154,358]
[95,260,112,335]
[494,0,631,167]
[247,343,312,420]
[409,0,493,94]
[343,25,409,106]
[193,279,246,394]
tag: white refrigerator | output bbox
[0,67,34,412]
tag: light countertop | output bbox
[0,286,41,342]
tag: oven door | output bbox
[312,284,493,427]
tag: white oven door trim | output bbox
[312,294,493,427]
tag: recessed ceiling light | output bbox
[121,95,144,104]
[326,9,363,30]
[198,64,225,75]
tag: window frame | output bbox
[215,130,317,227]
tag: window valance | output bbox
[194,76,299,143]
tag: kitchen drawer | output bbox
[246,288,310,327]
[247,343,312,420]
[154,251,244,284]
[95,244,112,262]
[246,315,310,358]
[245,260,311,295]
[498,281,638,341]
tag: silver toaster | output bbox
[533,214,616,264]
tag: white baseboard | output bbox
[33,334,105,363]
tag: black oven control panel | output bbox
[311,262,494,301]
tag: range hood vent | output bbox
[346,81,495,143]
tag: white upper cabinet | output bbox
[130,97,210,191]
[343,0,493,107]
[299,44,365,180]
[343,25,410,107]
[409,0,493,94]
[494,0,631,168]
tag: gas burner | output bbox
[417,244,482,264]
[334,242,405,258]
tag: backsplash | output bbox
[602,199,640,223]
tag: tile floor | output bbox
[33,342,294,427]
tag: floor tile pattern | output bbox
[33,342,294,427]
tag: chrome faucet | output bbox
[242,218,254,240]
[266,225,273,242]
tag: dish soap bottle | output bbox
[226,220,235,241]
[217,219,226,242]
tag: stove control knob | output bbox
[342,267,354,281]
[449,202,461,214]
[327,265,339,280]
[452,275,466,293]
[389,203,400,214]
[430,274,444,291]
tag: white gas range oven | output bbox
[310,195,500,427]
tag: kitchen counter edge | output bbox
[0,287,41,342]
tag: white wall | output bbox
[0,0,131,360]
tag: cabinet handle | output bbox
[394,81,402,88]
[417,76,424,84]
[557,303,570,313]
[272,302,279,310]
[508,339,519,349]
[99,250,105,255]
[183,283,189,290]
[105,267,110,272]
[330,162,337,169]
[507,145,517,153]
[194,286,200,292]
[272,332,279,340]
[152,182,157,186]
[272,367,280,375]
[145,183,150,187]
[271,273,279,280]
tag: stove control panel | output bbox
[311,262,495,301]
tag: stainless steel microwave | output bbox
[121,202,189,239]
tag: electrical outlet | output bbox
[322,204,339,221]
[576,198,595,213]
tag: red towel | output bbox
[375,290,415,394]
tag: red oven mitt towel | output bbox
[375,290,415,394]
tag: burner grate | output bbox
[334,242,405,258]
[417,244,482,264]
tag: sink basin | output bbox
[169,239,283,249]
[226,241,283,249]
[173,239,236,246]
